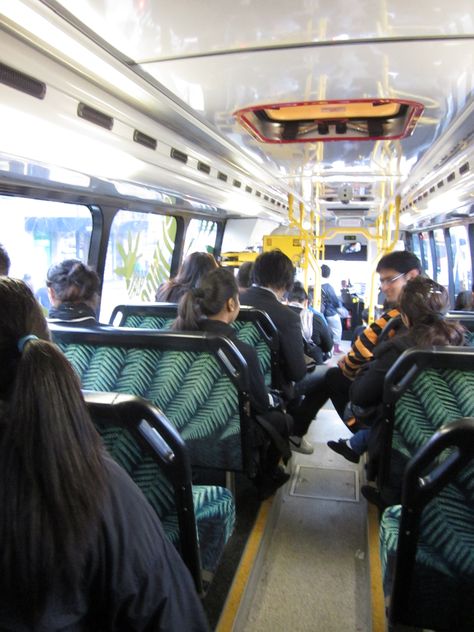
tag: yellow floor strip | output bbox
[368,503,387,632]
[216,497,274,632]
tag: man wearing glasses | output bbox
[290,251,422,446]
[340,251,422,383]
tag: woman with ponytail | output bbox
[0,278,209,631]
[327,277,466,483]
[175,267,293,498]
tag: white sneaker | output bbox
[289,435,314,455]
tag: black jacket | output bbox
[198,319,270,413]
[239,286,306,384]
[349,333,416,408]
[0,457,210,631]
[48,302,100,326]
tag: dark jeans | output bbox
[289,365,352,437]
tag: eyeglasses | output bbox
[379,272,405,288]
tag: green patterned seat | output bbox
[378,348,474,503]
[379,419,474,631]
[85,392,235,591]
[52,325,255,475]
[110,303,279,388]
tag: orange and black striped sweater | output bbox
[340,308,400,380]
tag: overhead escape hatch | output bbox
[234,99,423,142]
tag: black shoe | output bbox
[327,439,360,464]
[361,485,388,511]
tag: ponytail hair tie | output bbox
[17,334,39,353]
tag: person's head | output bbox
[399,276,465,346]
[454,290,474,311]
[237,261,253,290]
[287,281,308,305]
[252,250,295,295]
[157,251,218,301]
[176,251,218,287]
[321,264,331,279]
[174,267,240,330]
[0,278,105,622]
[46,259,100,309]
[376,251,422,306]
[0,243,11,276]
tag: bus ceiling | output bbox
[0,0,473,229]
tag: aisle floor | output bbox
[239,390,371,631]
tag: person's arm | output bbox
[312,314,333,352]
[339,308,400,380]
[94,460,210,632]
[349,343,401,407]
[278,311,307,382]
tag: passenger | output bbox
[320,264,343,354]
[327,277,465,504]
[46,259,101,325]
[174,267,292,499]
[289,251,422,447]
[155,251,218,302]
[287,281,333,365]
[240,250,327,455]
[454,289,474,311]
[0,243,10,275]
[351,308,368,345]
[237,261,253,292]
[0,277,210,631]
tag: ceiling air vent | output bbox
[170,148,187,163]
[217,171,228,182]
[234,98,423,143]
[133,130,157,150]
[459,162,470,175]
[256,191,262,197]
[233,179,241,188]
[78,103,113,130]
[0,62,46,99]
[447,172,455,183]
[245,185,252,193]
[197,161,211,174]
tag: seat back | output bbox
[380,417,474,631]
[110,303,281,388]
[84,391,235,592]
[378,347,474,501]
[51,324,255,476]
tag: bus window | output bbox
[0,195,92,312]
[101,210,177,322]
[419,231,434,278]
[184,218,217,257]
[411,233,422,263]
[433,229,449,288]
[450,224,472,296]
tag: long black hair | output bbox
[399,277,465,346]
[155,251,218,302]
[0,278,106,623]
[174,267,238,330]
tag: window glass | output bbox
[450,224,472,296]
[419,231,434,278]
[101,210,176,322]
[183,218,217,257]
[433,229,449,288]
[411,233,422,263]
[0,195,92,313]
